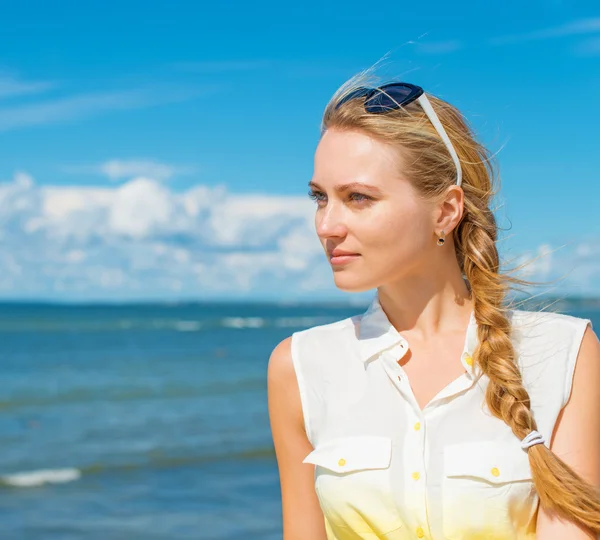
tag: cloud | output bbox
[108,178,175,238]
[514,240,600,296]
[572,36,600,57]
[0,171,332,300]
[0,73,57,100]
[0,83,221,132]
[489,17,600,46]
[63,159,196,182]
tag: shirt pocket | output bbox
[303,435,404,536]
[441,440,537,540]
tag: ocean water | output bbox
[0,299,597,540]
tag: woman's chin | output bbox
[332,275,375,293]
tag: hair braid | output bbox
[459,189,600,533]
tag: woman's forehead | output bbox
[315,130,402,183]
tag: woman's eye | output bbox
[307,189,324,202]
[307,190,372,204]
[349,192,370,202]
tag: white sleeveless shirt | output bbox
[292,292,592,540]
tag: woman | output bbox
[267,68,600,539]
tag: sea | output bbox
[0,297,598,539]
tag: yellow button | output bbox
[416,526,425,538]
[491,467,500,477]
[414,422,421,431]
[338,458,346,467]
[412,471,420,480]
[464,354,473,366]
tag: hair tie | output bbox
[521,430,546,450]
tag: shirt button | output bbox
[491,467,500,477]
[464,354,473,366]
[412,471,420,480]
[416,526,425,538]
[338,458,346,467]
[414,422,421,431]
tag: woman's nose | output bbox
[315,206,347,238]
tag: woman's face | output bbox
[309,128,438,292]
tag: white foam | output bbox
[221,317,265,329]
[173,320,202,332]
[2,468,81,487]
[274,316,332,327]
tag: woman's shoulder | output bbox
[509,307,592,374]
[510,307,593,338]
[289,313,364,375]
[292,313,358,340]
[509,308,594,413]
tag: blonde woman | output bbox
[267,70,600,540]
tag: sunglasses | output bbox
[334,82,462,187]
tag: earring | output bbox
[437,231,446,246]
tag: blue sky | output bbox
[0,0,599,301]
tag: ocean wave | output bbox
[0,315,336,332]
[1,468,81,487]
[172,320,202,331]
[0,319,206,333]
[0,378,265,411]
[273,316,333,327]
[221,316,333,329]
[221,317,266,329]
[0,447,275,488]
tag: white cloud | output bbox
[0,73,57,100]
[489,17,600,46]
[65,250,86,263]
[63,159,196,182]
[572,36,600,57]
[0,171,333,300]
[208,193,311,246]
[514,240,600,296]
[0,83,220,132]
[101,159,195,181]
[108,177,174,238]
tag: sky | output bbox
[0,0,599,302]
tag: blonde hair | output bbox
[320,65,600,533]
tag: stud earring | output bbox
[437,231,446,246]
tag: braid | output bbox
[458,196,600,533]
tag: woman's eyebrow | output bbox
[308,180,383,195]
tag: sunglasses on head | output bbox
[335,82,462,187]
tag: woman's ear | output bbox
[434,185,464,234]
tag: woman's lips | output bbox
[330,254,360,265]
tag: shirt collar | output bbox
[357,291,480,376]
